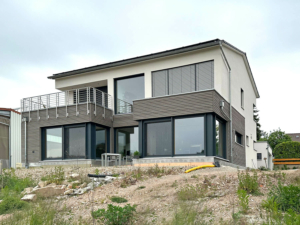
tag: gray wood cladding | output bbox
[133,90,228,121]
[152,61,214,97]
[113,114,139,127]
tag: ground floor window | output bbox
[116,127,139,156]
[43,123,109,160]
[96,126,106,158]
[215,119,225,158]
[146,121,172,156]
[65,126,86,159]
[175,117,205,155]
[45,127,62,159]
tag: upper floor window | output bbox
[241,88,244,109]
[152,61,214,97]
[115,75,144,114]
[246,135,249,146]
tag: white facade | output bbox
[254,141,273,170]
[52,41,259,168]
[10,111,22,168]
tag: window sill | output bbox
[235,142,244,147]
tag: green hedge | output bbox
[273,141,300,159]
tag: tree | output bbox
[253,105,262,140]
[267,128,292,150]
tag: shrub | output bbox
[273,141,300,159]
[0,194,28,215]
[0,170,35,193]
[268,181,300,213]
[237,189,249,213]
[237,170,260,194]
[92,204,136,225]
[110,196,128,203]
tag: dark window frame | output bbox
[257,153,262,160]
[114,74,145,114]
[214,116,226,159]
[151,60,214,97]
[141,114,208,158]
[235,131,243,145]
[43,126,63,160]
[64,124,87,160]
[114,126,139,155]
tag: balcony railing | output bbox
[21,87,133,118]
[116,99,133,114]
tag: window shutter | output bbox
[152,70,168,97]
[196,61,214,91]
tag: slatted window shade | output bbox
[152,60,214,97]
[152,70,168,97]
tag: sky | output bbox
[1,0,300,133]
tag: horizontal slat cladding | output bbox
[113,114,138,127]
[133,91,214,120]
[90,104,113,127]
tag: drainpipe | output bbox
[219,41,233,163]
[22,118,28,168]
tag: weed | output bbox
[237,169,260,194]
[120,176,136,188]
[92,204,136,225]
[95,168,99,175]
[171,180,178,188]
[177,184,207,201]
[268,181,300,213]
[0,193,28,215]
[237,189,249,214]
[110,196,128,203]
[191,175,198,179]
[132,167,143,180]
[137,186,146,190]
[41,167,64,185]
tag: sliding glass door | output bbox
[96,126,106,158]
[65,126,86,159]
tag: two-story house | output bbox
[21,39,259,168]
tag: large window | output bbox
[175,117,205,155]
[65,126,86,159]
[115,75,144,114]
[146,121,172,156]
[215,119,224,157]
[116,127,139,156]
[46,128,62,159]
[96,126,106,158]
[152,61,214,97]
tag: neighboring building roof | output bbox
[48,39,260,98]
[0,108,21,115]
[286,133,300,142]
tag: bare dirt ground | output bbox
[13,166,300,224]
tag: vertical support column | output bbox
[65,91,69,117]
[93,88,96,116]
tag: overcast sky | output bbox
[1,0,299,134]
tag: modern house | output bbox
[21,39,260,168]
[0,108,22,168]
[255,141,273,170]
[286,133,300,142]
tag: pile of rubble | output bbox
[21,173,118,202]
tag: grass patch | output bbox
[177,184,207,201]
[110,196,128,203]
[137,186,146,190]
[237,189,249,214]
[92,204,136,225]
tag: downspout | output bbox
[219,41,233,163]
[22,118,28,168]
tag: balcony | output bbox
[21,87,133,122]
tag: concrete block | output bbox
[21,194,37,202]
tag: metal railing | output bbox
[116,99,133,114]
[20,87,113,117]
